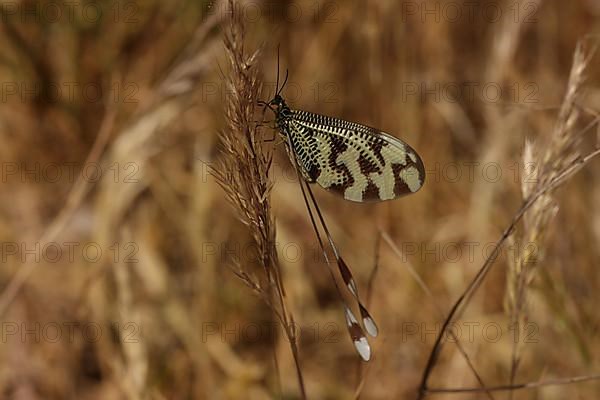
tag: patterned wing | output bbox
[286,110,425,202]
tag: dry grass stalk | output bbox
[0,2,225,319]
[212,1,306,398]
[417,39,600,399]
[427,372,600,394]
[505,41,596,392]
[380,231,495,400]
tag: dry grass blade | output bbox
[0,109,115,317]
[211,1,306,398]
[505,40,596,396]
[427,373,600,394]
[417,39,600,400]
[381,231,495,400]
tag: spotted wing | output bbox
[286,109,425,202]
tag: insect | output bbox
[259,60,425,361]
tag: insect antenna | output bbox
[275,44,281,95]
[256,47,282,119]
[277,69,289,96]
[273,45,289,97]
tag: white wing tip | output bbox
[355,337,371,361]
[363,316,379,337]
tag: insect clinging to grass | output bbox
[258,53,425,361]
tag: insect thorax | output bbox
[275,104,292,134]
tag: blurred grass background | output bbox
[0,0,599,399]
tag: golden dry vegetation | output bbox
[0,0,599,399]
